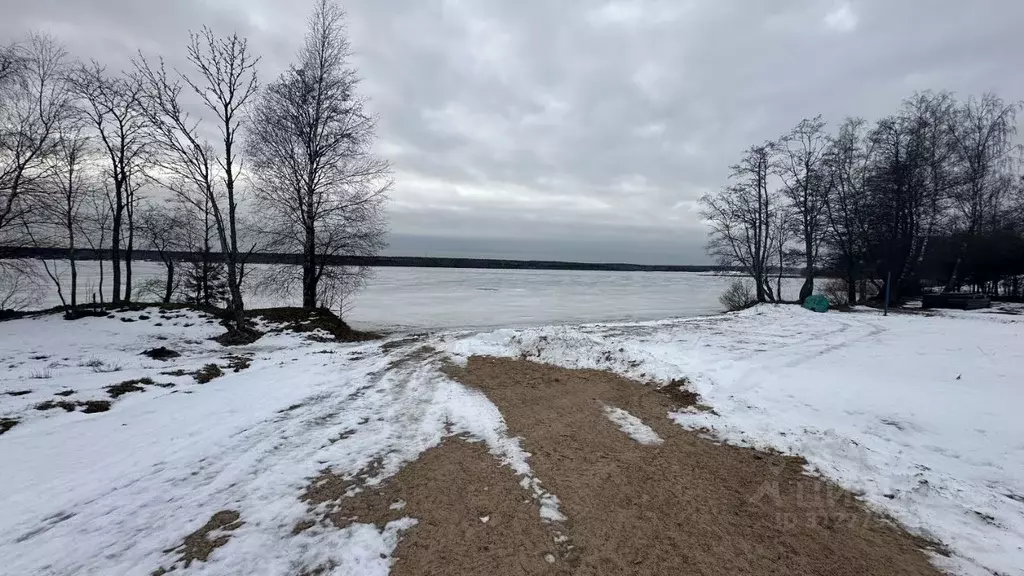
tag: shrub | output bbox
[823,278,850,307]
[719,280,756,312]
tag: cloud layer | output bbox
[4,0,1023,263]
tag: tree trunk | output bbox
[163,259,174,304]
[68,242,77,312]
[798,277,813,302]
[111,208,122,303]
[846,272,857,306]
[754,272,766,303]
[124,220,134,303]
[225,252,245,331]
[98,258,105,305]
[302,225,316,308]
[799,237,814,303]
[67,210,77,313]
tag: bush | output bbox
[719,280,756,312]
[822,278,850,307]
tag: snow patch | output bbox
[603,406,664,445]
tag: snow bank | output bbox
[442,305,1024,576]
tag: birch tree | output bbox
[247,0,388,312]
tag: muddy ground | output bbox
[294,357,944,576]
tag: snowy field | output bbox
[1,304,1022,575]
[11,260,808,330]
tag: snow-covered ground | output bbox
[2,304,1022,575]
[442,306,1024,576]
[0,310,560,575]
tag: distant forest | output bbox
[2,246,740,274]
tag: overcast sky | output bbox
[4,0,1024,264]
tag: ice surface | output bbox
[16,261,809,330]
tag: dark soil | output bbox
[64,309,108,320]
[441,357,944,576]
[4,390,32,396]
[213,327,263,346]
[153,510,243,574]
[78,400,111,413]
[250,307,379,343]
[106,378,155,399]
[654,377,701,408]
[54,389,75,397]
[0,418,18,435]
[142,347,181,361]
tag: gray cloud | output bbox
[3,0,1023,264]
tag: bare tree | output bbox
[1,34,68,248]
[247,0,389,312]
[777,116,830,302]
[79,183,112,305]
[823,118,874,304]
[135,28,258,333]
[69,62,150,304]
[34,117,92,313]
[1,262,39,312]
[944,93,1022,290]
[138,202,186,303]
[701,142,781,302]
[0,42,25,86]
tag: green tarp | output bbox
[802,294,830,313]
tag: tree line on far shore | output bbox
[0,0,389,336]
[703,91,1024,306]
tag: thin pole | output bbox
[884,270,891,317]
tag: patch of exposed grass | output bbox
[161,369,191,377]
[250,307,379,343]
[0,418,18,435]
[223,355,252,372]
[36,399,76,412]
[29,369,53,379]
[92,361,123,373]
[54,389,75,397]
[106,378,155,399]
[4,390,31,397]
[194,364,224,384]
[153,510,243,574]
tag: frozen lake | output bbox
[9,261,808,331]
